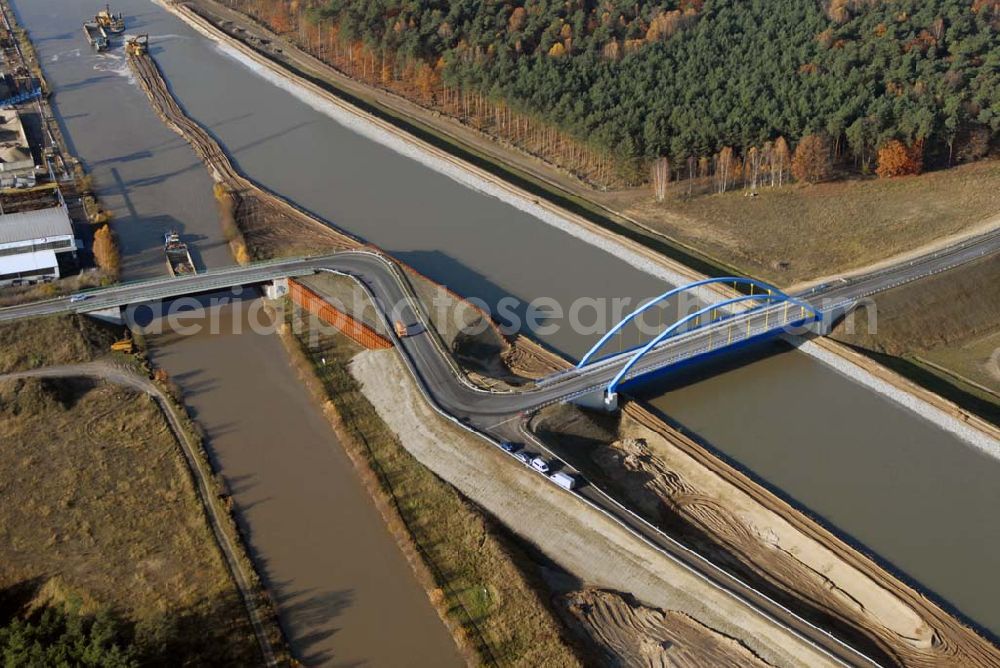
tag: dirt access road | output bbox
[0,361,280,666]
[350,347,841,668]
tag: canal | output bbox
[13,0,1000,641]
[12,0,464,664]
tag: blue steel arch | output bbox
[605,293,818,397]
[578,276,800,368]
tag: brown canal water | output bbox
[13,1,463,663]
[13,0,1000,640]
[135,293,463,666]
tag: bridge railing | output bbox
[576,276,814,368]
[621,303,815,375]
[605,294,819,397]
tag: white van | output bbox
[550,471,578,490]
[530,456,551,474]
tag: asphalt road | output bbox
[2,228,997,667]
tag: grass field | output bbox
[284,305,582,667]
[922,331,1000,392]
[0,376,261,664]
[831,254,999,421]
[611,160,1000,285]
[0,314,121,373]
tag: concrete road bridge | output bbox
[1,224,997,411]
[2,228,996,668]
[0,250,834,411]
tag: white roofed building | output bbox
[0,203,76,285]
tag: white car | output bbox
[69,294,90,303]
[530,456,551,475]
[514,451,534,466]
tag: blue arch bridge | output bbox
[564,277,830,411]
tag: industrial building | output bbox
[0,109,36,188]
[0,202,76,285]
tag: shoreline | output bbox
[163,0,998,453]
[105,7,996,656]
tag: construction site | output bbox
[0,0,100,294]
[110,26,1000,665]
[1,1,998,666]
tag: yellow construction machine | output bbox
[110,337,134,353]
[124,34,148,57]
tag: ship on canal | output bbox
[164,230,195,277]
[95,4,125,35]
[82,21,108,51]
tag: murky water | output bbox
[12,2,462,664]
[138,294,462,665]
[16,1,231,279]
[633,341,1000,634]
[12,0,1000,638]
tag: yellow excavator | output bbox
[124,33,148,57]
[110,334,134,353]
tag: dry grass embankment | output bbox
[611,159,1000,285]
[0,376,261,664]
[0,314,120,374]
[833,254,999,357]
[279,303,583,667]
[832,254,1000,419]
[212,183,251,265]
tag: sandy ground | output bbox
[349,347,838,668]
[618,402,1000,665]
[558,589,772,668]
[536,402,990,665]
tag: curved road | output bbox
[2,227,998,667]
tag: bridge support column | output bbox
[808,300,857,336]
[264,277,289,300]
[86,306,124,325]
[571,388,619,413]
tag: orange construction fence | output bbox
[289,279,393,350]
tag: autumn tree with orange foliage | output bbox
[231,0,995,190]
[92,224,120,277]
[875,139,924,178]
[791,134,833,183]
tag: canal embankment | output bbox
[164,0,996,453]
[148,0,993,640]
[346,343,840,668]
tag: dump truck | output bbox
[83,22,108,51]
[164,231,195,277]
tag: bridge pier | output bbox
[808,300,857,336]
[571,388,619,413]
[86,306,124,325]
[264,277,289,300]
